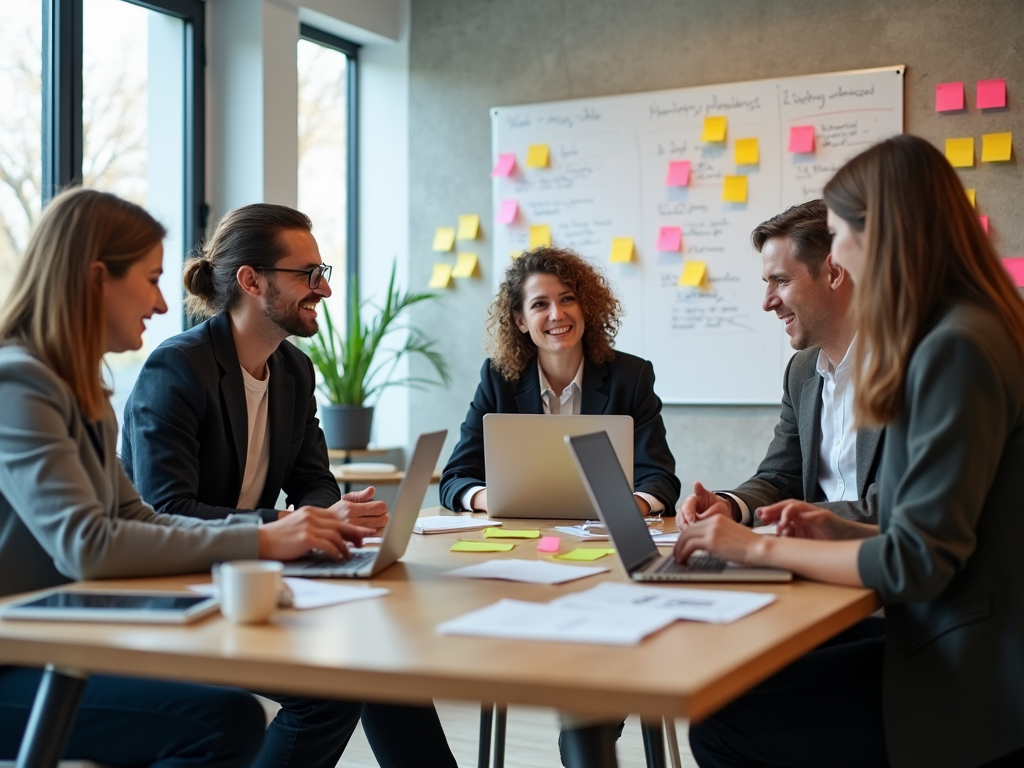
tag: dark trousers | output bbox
[256,692,457,768]
[0,666,265,767]
[690,618,889,768]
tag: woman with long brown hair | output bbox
[0,188,371,765]
[674,134,1024,767]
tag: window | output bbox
[297,26,358,334]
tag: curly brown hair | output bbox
[487,246,622,381]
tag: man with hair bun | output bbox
[121,203,456,768]
[679,200,882,529]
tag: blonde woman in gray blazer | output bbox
[0,189,370,766]
[675,136,1024,768]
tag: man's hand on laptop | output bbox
[673,515,762,566]
[678,481,740,526]
[329,487,390,531]
[258,507,375,561]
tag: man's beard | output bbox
[263,277,319,337]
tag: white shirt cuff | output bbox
[718,492,751,525]
[634,492,663,515]
[460,485,487,511]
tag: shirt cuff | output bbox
[634,492,663,515]
[717,492,751,525]
[460,485,487,512]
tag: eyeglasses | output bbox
[257,263,332,289]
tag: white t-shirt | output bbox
[236,365,271,511]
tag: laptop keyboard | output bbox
[654,551,728,574]
[296,548,377,573]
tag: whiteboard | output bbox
[491,66,903,403]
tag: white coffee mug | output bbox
[218,561,283,624]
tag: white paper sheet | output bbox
[651,532,679,545]
[445,559,609,585]
[413,516,503,534]
[552,582,776,624]
[753,523,778,535]
[436,598,675,645]
[554,525,609,540]
[190,578,389,610]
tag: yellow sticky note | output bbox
[428,263,453,289]
[451,541,514,553]
[529,224,551,249]
[483,528,540,539]
[452,253,479,278]
[432,227,455,251]
[700,116,727,142]
[722,175,748,203]
[526,144,550,168]
[945,138,974,168]
[554,548,616,562]
[456,214,480,240]
[966,189,976,208]
[735,137,759,165]
[981,132,1012,163]
[610,237,634,263]
[679,260,708,288]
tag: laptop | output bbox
[483,414,633,519]
[566,431,792,582]
[283,430,447,578]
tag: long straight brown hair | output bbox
[0,188,166,421]
[824,135,1024,426]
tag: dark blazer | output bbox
[121,312,340,524]
[728,347,883,524]
[858,304,1024,767]
[440,353,681,514]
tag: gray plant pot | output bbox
[320,405,374,450]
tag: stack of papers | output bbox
[413,516,502,535]
[553,582,776,624]
[445,559,608,585]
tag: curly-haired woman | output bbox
[439,246,680,516]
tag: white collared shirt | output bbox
[460,359,664,514]
[815,345,858,503]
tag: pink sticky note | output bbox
[537,536,561,553]
[1003,258,1024,288]
[788,125,815,153]
[665,160,691,186]
[979,215,990,234]
[936,82,965,112]
[977,79,1007,109]
[491,153,516,177]
[498,199,518,224]
[657,226,682,252]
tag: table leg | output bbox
[641,718,667,768]
[560,722,619,768]
[493,706,507,768]
[477,703,493,768]
[16,664,89,768]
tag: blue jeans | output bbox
[0,666,264,767]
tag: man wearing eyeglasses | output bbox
[120,203,458,768]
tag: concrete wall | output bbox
[405,0,1024,498]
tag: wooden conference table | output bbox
[0,509,879,768]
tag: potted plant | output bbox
[302,264,452,449]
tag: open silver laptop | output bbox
[566,431,792,582]
[283,430,447,578]
[483,414,632,519]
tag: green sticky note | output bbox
[482,528,540,539]
[554,548,616,562]
[451,541,515,553]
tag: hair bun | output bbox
[182,257,216,302]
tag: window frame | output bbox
[298,23,360,292]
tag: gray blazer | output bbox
[0,346,259,598]
[859,305,1024,767]
[727,347,883,524]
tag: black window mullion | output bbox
[41,0,83,202]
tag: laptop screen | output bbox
[566,432,660,573]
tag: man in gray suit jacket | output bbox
[680,200,882,527]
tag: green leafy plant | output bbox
[302,263,452,406]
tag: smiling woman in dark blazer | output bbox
[676,135,1024,768]
[440,246,680,516]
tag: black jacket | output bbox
[440,352,680,513]
[121,312,339,524]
